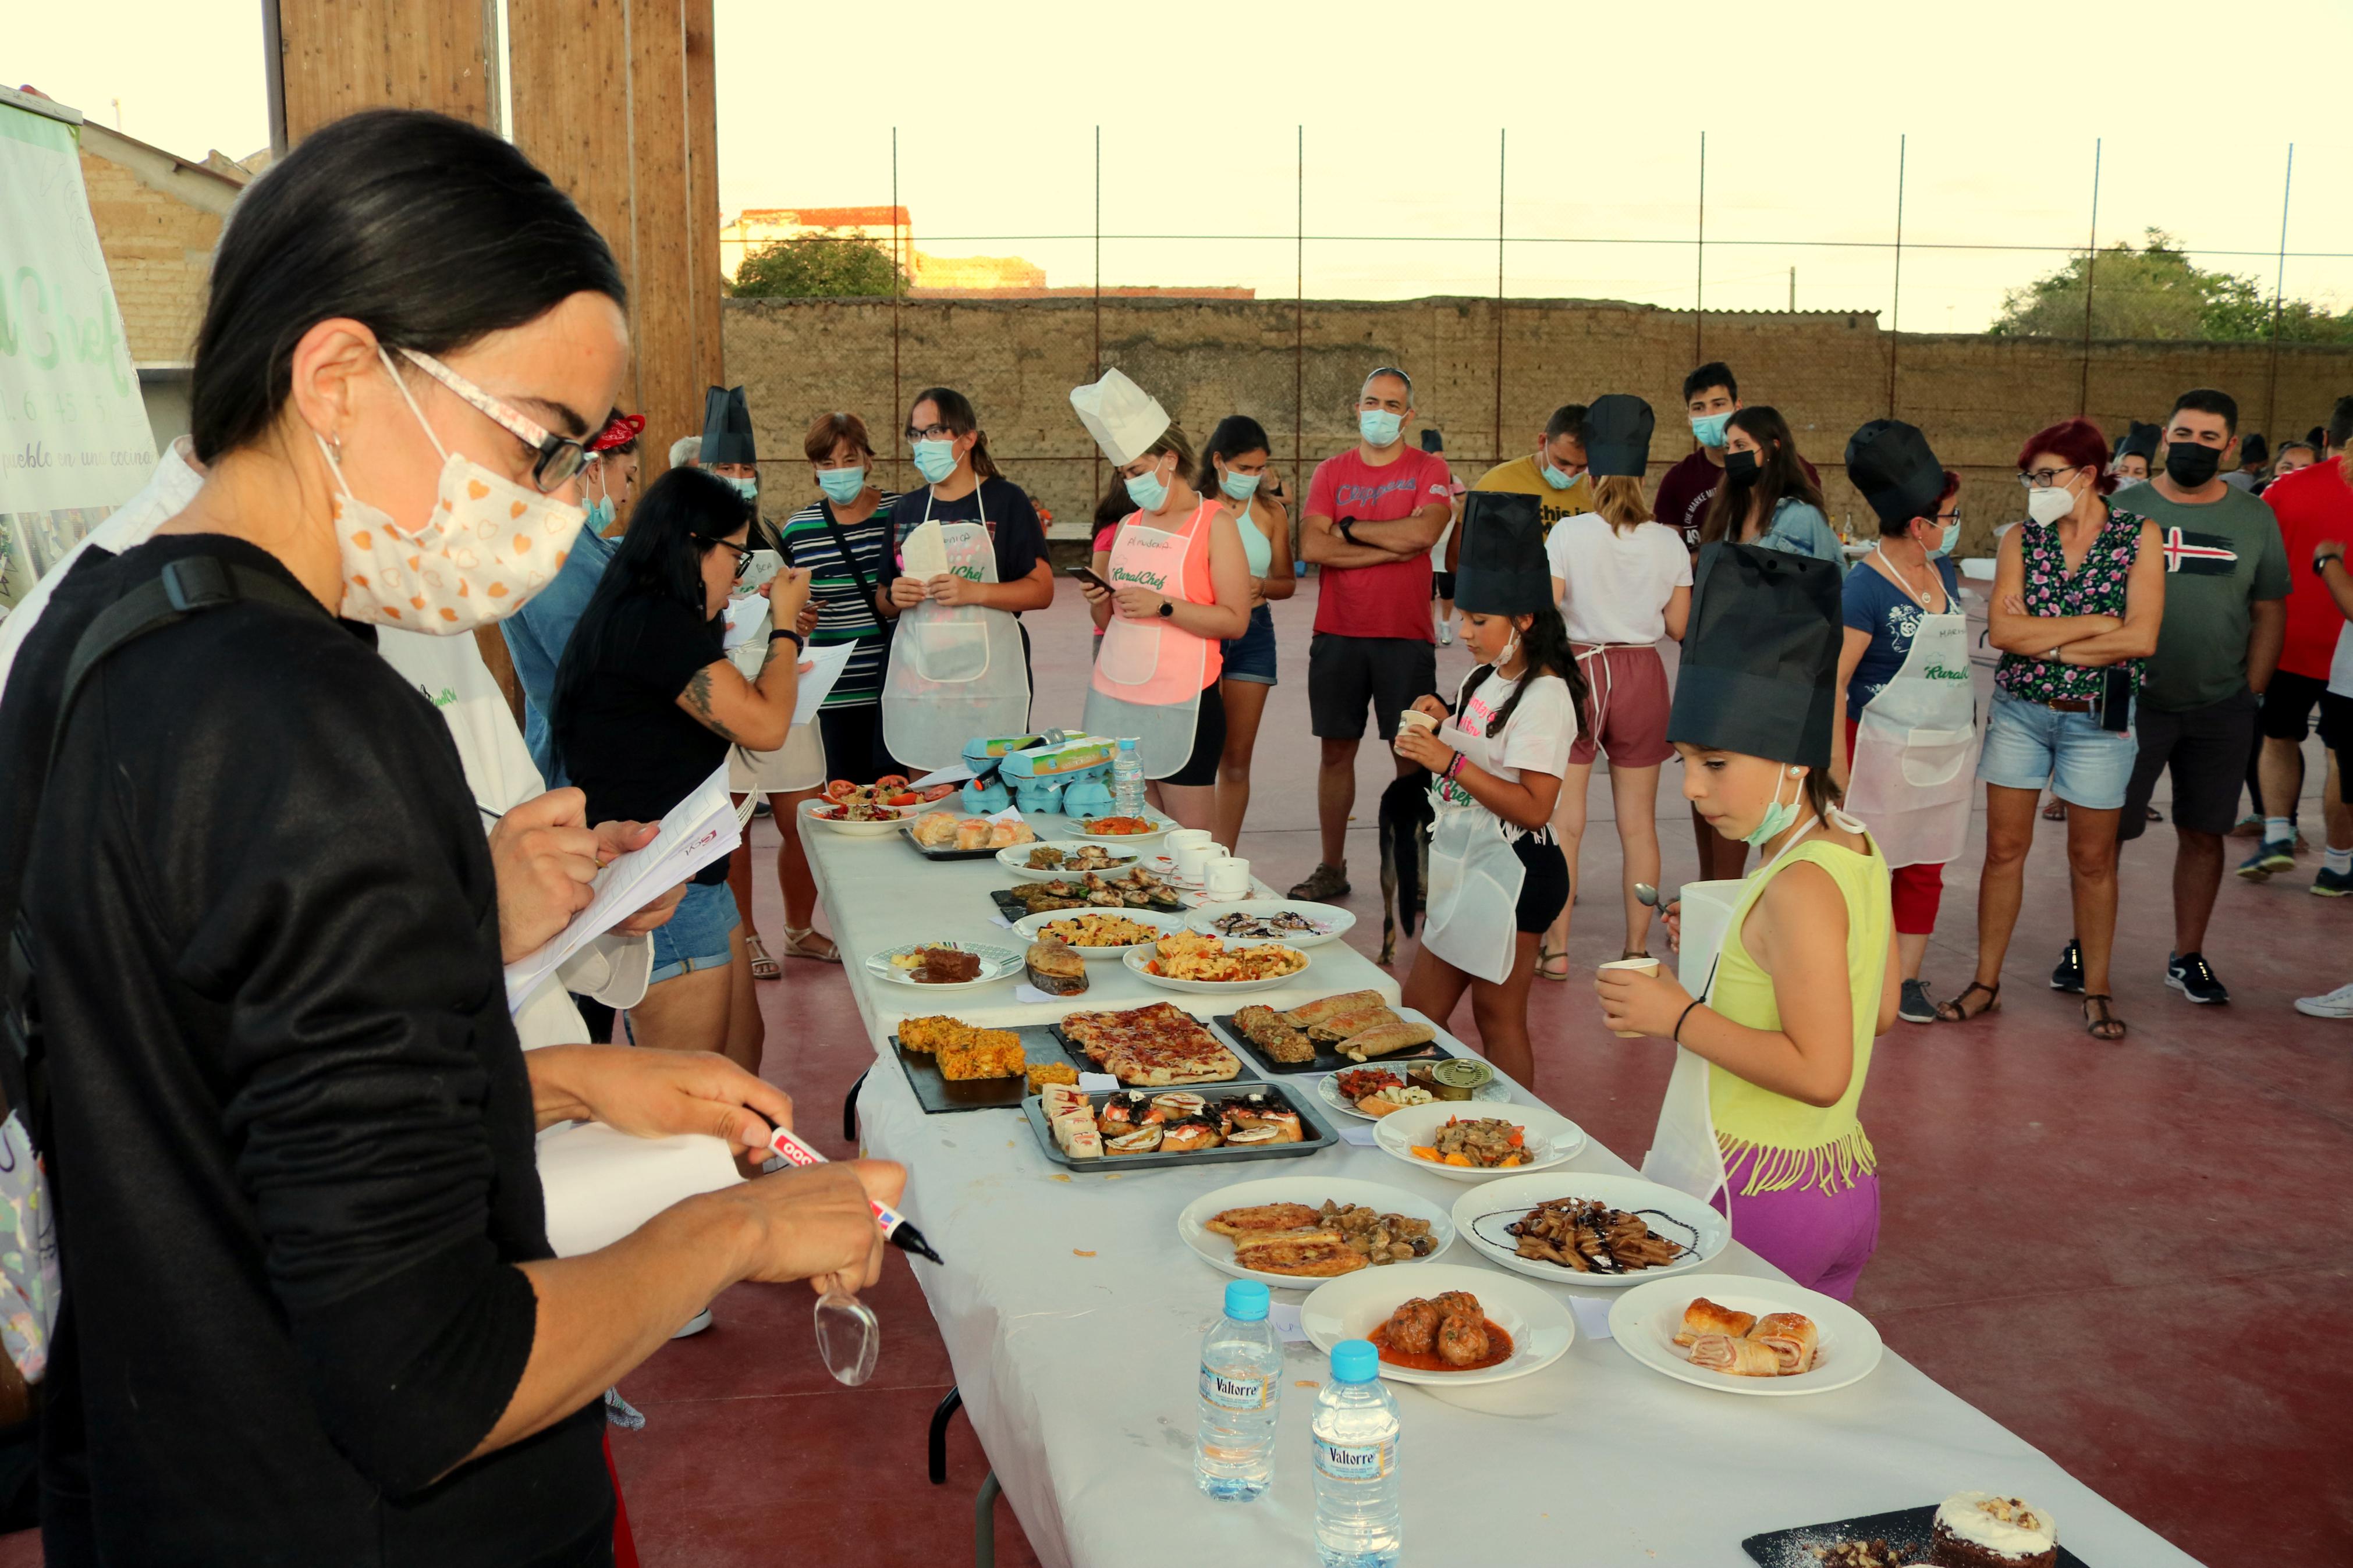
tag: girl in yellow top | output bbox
[1596,542,1898,1300]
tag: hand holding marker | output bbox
[767,1123,943,1265]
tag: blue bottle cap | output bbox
[1119,737,1138,749]
[1330,1339,1379,1383]
[1223,1279,1270,1321]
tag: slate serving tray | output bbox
[889,1024,1082,1114]
[1740,1504,2087,1568]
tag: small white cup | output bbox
[1177,840,1227,883]
[1596,956,1661,1037]
[1205,856,1251,898]
[1396,707,1439,738]
[1163,828,1213,855]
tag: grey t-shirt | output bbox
[2111,482,2291,712]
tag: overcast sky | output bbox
[12,0,2350,331]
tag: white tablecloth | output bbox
[805,820,2201,1568]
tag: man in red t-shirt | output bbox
[1651,361,1820,552]
[1291,366,1454,899]
[2249,397,2353,893]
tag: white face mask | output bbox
[2025,480,2076,526]
[318,349,587,632]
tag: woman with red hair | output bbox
[1942,417,2163,1039]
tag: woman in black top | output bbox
[553,467,811,1062]
[0,109,899,1567]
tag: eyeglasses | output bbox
[905,421,954,442]
[2017,465,2084,490]
[399,347,589,492]
[696,534,754,578]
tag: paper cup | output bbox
[1396,708,1439,738]
[1596,956,1660,1037]
[1205,856,1251,897]
[1176,839,1227,882]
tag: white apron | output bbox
[881,504,1031,771]
[1083,503,1213,779]
[1843,554,1977,869]
[1418,686,1526,984]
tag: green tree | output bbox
[1989,227,2353,343]
[732,229,907,298]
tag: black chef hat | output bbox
[2114,421,2160,463]
[1584,394,1654,478]
[1845,419,1944,528]
[2240,432,2269,466]
[701,385,757,467]
[1666,542,1843,770]
[1453,490,1550,617]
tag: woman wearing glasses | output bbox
[0,110,896,1563]
[1943,417,2163,1039]
[555,466,812,1063]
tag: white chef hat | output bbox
[1069,368,1170,465]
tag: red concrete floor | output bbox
[4,581,2345,1567]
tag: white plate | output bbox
[1448,1172,1729,1288]
[1060,812,1178,844]
[1012,907,1190,955]
[1184,899,1355,948]
[1608,1272,1884,1397]
[1300,1261,1575,1387]
[801,799,913,837]
[1316,1070,1510,1122]
[863,941,1025,990]
[996,842,1142,880]
[1122,942,1311,995]
[1369,1099,1585,1182]
[1176,1176,1456,1289]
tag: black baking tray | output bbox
[890,1024,1084,1114]
[1019,1078,1339,1171]
[1047,1015,1250,1087]
[1211,1008,1447,1076]
[1741,1505,2088,1568]
[990,886,1184,923]
[896,825,1005,862]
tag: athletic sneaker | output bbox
[2312,867,2353,898]
[1436,620,1453,646]
[1289,862,1351,900]
[2294,982,2353,1019]
[2050,937,2084,994]
[672,1307,714,1339]
[2237,840,2296,879]
[2166,951,2230,1005]
[2229,814,2265,838]
[1898,979,1937,1024]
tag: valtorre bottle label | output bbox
[1199,1368,1269,1412]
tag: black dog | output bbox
[1375,769,1434,966]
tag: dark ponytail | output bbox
[1451,606,1587,745]
[190,108,625,464]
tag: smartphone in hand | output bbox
[1067,565,1113,594]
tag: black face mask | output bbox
[2164,442,2223,488]
[1724,449,1762,484]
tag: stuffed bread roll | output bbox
[1671,1296,1760,1346]
[1684,1332,1781,1377]
[1746,1311,1818,1374]
[1282,990,1386,1030]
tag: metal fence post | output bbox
[1887,134,1905,418]
[1693,131,1706,365]
[2078,138,2100,418]
[2263,143,2294,444]
[1493,128,1506,472]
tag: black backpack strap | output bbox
[815,502,887,629]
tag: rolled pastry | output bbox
[1747,1311,1818,1374]
[1282,990,1387,1030]
[1337,1019,1438,1061]
[1684,1332,1781,1377]
[1671,1296,1759,1347]
[912,811,961,847]
[954,817,993,851]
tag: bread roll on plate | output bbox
[1671,1296,1759,1346]
[1683,1332,1781,1377]
[1747,1311,1818,1374]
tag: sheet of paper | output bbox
[1076,1072,1120,1094]
[721,596,765,649]
[1012,983,1056,1005]
[1566,1295,1615,1342]
[1337,1122,1379,1147]
[1266,1301,1313,1343]
[503,764,739,1009]
[790,637,857,728]
[912,763,975,788]
[900,518,948,580]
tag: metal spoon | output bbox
[1634,883,1659,908]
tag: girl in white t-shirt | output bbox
[1394,600,1584,1089]
[1539,450,1691,979]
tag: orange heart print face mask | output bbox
[315,347,587,632]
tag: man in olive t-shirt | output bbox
[2103,388,2290,1007]
[1467,403,1595,538]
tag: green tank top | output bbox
[1706,833,1891,1196]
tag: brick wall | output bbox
[724,295,2353,553]
[77,145,228,368]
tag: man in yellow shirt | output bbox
[1470,404,1595,538]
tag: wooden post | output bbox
[271,0,499,144]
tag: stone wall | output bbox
[723,294,2353,554]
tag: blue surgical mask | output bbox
[585,496,615,532]
[1938,520,1960,555]
[725,475,758,501]
[1220,468,1262,502]
[1359,408,1404,447]
[817,466,867,504]
[1691,412,1732,447]
[1741,769,1804,847]
[1541,458,1582,491]
[912,438,959,485]
[1124,463,1170,511]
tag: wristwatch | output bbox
[1156,598,1175,618]
[769,626,807,650]
[2317,551,2345,578]
[1337,518,1360,545]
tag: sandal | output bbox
[2082,993,2127,1041]
[2041,797,2067,822]
[1935,980,2000,1022]
[1535,943,1571,982]
[779,925,841,965]
[746,934,782,980]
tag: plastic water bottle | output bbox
[1194,1279,1282,1501]
[1311,1340,1401,1566]
[1112,737,1147,818]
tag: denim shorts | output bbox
[1220,603,1278,686]
[649,878,741,984]
[1976,690,2138,810]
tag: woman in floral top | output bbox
[1944,417,2163,1040]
